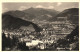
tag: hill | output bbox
[50,8,79,25]
[3,10,35,21]
[56,26,79,50]
[2,14,42,32]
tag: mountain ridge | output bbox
[3,8,59,21]
[49,8,79,25]
[2,14,42,32]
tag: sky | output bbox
[2,2,79,13]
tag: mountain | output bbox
[56,8,79,17]
[3,10,36,21]
[50,8,79,24]
[23,7,59,16]
[2,14,42,32]
[3,8,59,22]
[23,7,59,21]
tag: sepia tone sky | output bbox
[2,2,79,13]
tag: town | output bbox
[2,18,77,50]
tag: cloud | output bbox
[18,6,27,11]
[57,2,62,6]
[36,5,54,9]
[35,5,45,8]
